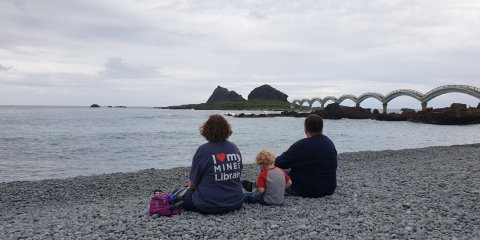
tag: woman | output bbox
[182,114,243,214]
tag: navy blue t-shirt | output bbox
[275,134,337,198]
[189,141,243,213]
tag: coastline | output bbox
[1,143,479,239]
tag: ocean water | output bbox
[0,106,479,183]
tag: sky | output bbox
[1,0,479,109]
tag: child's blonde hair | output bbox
[255,150,276,165]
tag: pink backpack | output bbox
[149,193,180,216]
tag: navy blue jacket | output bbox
[275,134,337,197]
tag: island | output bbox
[162,85,291,110]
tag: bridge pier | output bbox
[421,102,427,111]
[382,103,387,114]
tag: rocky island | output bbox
[163,84,291,110]
[248,84,289,103]
[206,86,245,104]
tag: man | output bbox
[275,114,338,198]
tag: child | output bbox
[243,150,292,205]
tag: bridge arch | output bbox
[291,99,304,109]
[310,97,323,109]
[383,89,423,104]
[356,92,386,113]
[322,96,338,108]
[337,94,358,105]
[356,92,385,104]
[422,85,480,102]
[300,98,311,108]
[290,84,479,111]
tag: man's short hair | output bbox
[304,114,323,134]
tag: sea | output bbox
[1,106,479,183]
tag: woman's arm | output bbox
[188,146,205,191]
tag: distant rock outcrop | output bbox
[312,103,372,119]
[409,103,480,125]
[90,104,100,108]
[231,102,480,125]
[206,86,245,104]
[248,84,289,102]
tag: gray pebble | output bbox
[1,144,479,239]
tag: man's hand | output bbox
[187,180,196,190]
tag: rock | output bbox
[450,103,467,111]
[278,111,309,118]
[247,84,289,102]
[375,113,408,121]
[206,86,245,104]
[318,103,344,119]
[281,111,299,117]
[401,108,416,114]
[410,106,480,125]
[236,113,255,118]
[90,104,100,108]
[313,103,372,119]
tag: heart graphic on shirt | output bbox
[216,153,226,162]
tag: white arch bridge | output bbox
[291,85,480,113]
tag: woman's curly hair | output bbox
[255,150,276,165]
[200,114,232,142]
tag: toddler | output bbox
[243,150,292,205]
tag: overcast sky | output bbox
[1,0,479,108]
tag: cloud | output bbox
[0,0,479,107]
[0,64,13,71]
[99,57,160,79]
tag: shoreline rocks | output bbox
[232,102,480,125]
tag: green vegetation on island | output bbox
[163,84,291,110]
[165,100,291,110]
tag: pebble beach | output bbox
[1,144,479,239]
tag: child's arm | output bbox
[285,179,292,189]
[255,170,267,193]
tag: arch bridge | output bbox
[291,85,480,113]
